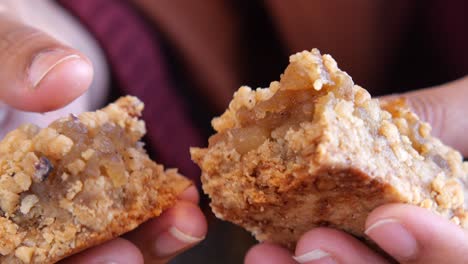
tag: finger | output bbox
[293,228,389,264]
[124,201,207,264]
[178,185,199,204]
[59,237,143,264]
[365,203,468,263]
[388,76,468,155]
[244,243,296,264]
[0,13,93,112]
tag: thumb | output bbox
[395,76,468,156]
[365,204,468,264]
[0,13,93,112]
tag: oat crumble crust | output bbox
[0,96,191,263]
[191,49,468,249]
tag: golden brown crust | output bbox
[191,49,468,249]
[0,96,191,263]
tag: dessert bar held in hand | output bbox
[0,96,190,263]
[191,49,468,249]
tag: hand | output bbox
[61,186,207,264]
[0,5,207,264]
[245,76,468,264]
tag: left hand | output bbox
[246,76,468,264]
[60,186,207,264]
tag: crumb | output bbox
[19,195,39,215]
[15,246,34,263]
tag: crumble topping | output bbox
[0,96,190,263]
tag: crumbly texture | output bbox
[0,96,191,263]
[191,49,468,249]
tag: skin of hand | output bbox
[245,75,468,264]
[0,5,207,264]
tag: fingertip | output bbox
[149,201,207,259]
[60,238,143,264]
[3,51,94,112]
[244,243,295,264]
[365,203,435,230]
[365,203,397,229]
[295,228,387,264]
[169,201,207,240]
[294,228,340,261]
[125,201,207,261]
[368,202,468,236]
[365,203,468,263]
[178,185,199,204]
[30,54,94,112]
[0,15,95,112]
[131,200,208,241]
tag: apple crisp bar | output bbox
[191,49,468,249]
[0,96,191,263]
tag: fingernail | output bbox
[365,218,418,260]
[29,50,82,88]
[153,226,204,257]
[293,249,336,264]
